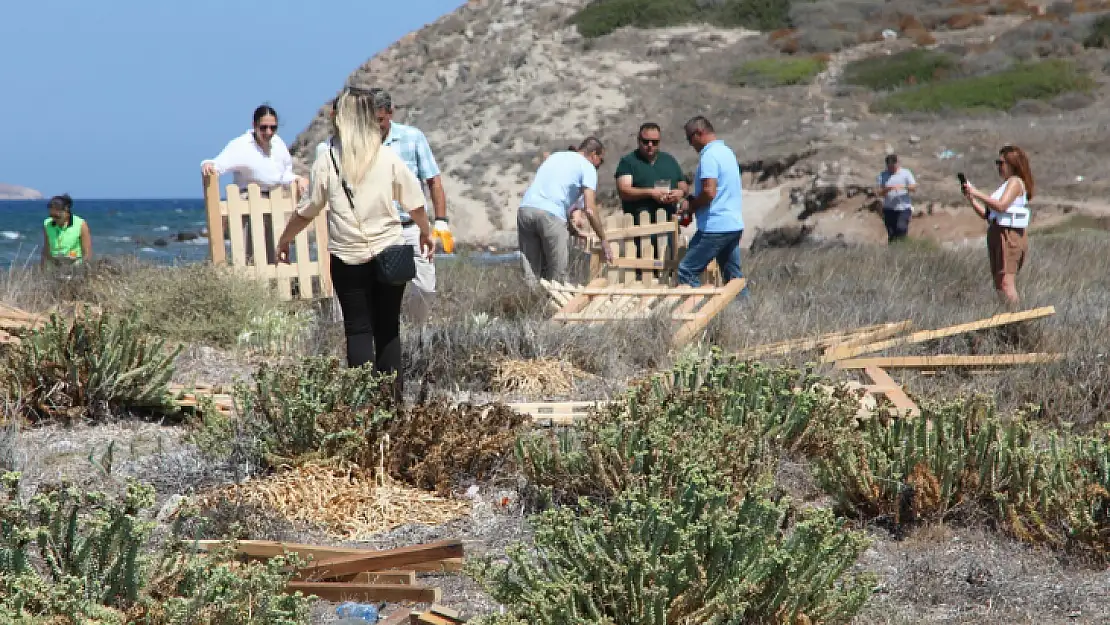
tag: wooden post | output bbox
[203,174,226,264]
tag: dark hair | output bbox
[885,154,898,165]
[638,122,661,137]
[1000,144,1034,200]
[252,104,278,125]
[578,136,604,155]
[48,194,73,213]
[684,116,714,135]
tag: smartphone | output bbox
[957,172,967,186]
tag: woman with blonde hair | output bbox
[276,86,434,402]
[962,144,1034,308]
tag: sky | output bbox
[0,0,465,200]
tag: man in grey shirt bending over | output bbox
[877,154,917,244]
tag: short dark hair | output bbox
[578,136,604,155]
[48,194,73,213]
[684,116,714,135]
[638,122,661,137]
[885,154,898,165]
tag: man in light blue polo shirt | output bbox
[676,116,747,292]
[518,137,612,283]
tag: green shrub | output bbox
[815,397,1110,559]
[471,482,875,625]
[731,55,827,86]
[0,472,314,624]
[873,59,1095,113]
[1083,14,1110,48]
[1,308,180,424]
[570,0,793,39]
[843,49,958,91]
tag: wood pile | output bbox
[192,538,464,608]
[0,303,44,345]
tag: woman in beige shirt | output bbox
[276,86,434,401]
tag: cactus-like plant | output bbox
[1,307,180,424]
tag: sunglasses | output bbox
[258,124,278,132]
[639,138,660,146]
[995,159,1004,166]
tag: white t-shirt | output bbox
[519,151,597,222]
[202,131,296,192]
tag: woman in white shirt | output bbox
[962,144,1034,308]
[275,86,434,403]
[201,104,307,195]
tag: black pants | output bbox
[330,254,407,400]
[883,209,911,243]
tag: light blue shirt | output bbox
[519,151,598,222]
[693,140,744,233]
[383,122,440,221]
[877,168,916,211]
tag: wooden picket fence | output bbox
[203,176,332,301]
[584,210,720,286]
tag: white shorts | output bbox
[401,224,435,294]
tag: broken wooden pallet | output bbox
[411,604,467,624]
[0,303,45,345]
[167,383,236,417]
[190,539,464,573]
[508,400,615,426]
[541,277,746,349]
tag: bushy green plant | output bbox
[815,397,1110,558]
[0,472,314,624]
[220,356,397,469]
[471,481,875,625]
[731,55,827,87]
[843,49,958,91]
[873,59,1095,113]
[570,0,793,39]
[1,308,180,424]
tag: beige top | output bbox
[297,142,425,265]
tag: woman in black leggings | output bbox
[275,86,434,401]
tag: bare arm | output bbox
[80,221,92,261]
[581,188,607,242]
[967,195,988,220]
[425,175,447,220]
[616,175,663,201]
[688,178,718,212]
[972,177,1022,213]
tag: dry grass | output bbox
[195,463,471,541]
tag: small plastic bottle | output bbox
[335,601,379,623]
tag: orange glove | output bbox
[432,219,454,254]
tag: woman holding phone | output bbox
[961,144,1034,308]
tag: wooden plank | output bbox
[826,306,1057,361]
[734,323,905,359]
[313,210,332,298]
[285,582,440,604]
[203,173,227,264]
[225,186,248,266]
[339,571,417,585]
[296,539,464,581]
[594,220,679,240]
[672,278,746,348]
[542,284,725,296]
[822,321,914,358]
[863,366,920,417]
[558,277,607,315]
[554,311,700,322]
[835,353,1064,370]
[379,608,413,625]
[246,185,274,275]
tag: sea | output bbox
[0,198,520,269]
[0,198,211,268]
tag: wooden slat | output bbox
[268,195,294,300]
[672,278,746,348]
[734,322,908,359]
[554,311,700,321]
[225,186,248,265]
[822,321,914,360]
[337,570,417,585]
[296,539,464,581]
[313,209,332,298]
[835,353,1064,370]
[825,306,1057,361]
[203,174,226,264]
[541,284,725,296]
[559,277,607,315]
[246,185,274,276]
[379,608,412,625]
[285,582,440,604]
[593,220,681,240]
[863,366,921,417]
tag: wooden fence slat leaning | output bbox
[202,176,333,302]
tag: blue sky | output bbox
[0,0,464,199]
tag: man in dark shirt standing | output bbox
[615,122,688,223]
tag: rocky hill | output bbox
[290,0,1110,247]
[0,184,43,200]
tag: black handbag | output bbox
[329,143,416,285]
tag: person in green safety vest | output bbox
[41,194,92,268]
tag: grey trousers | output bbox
[517,206,569,284]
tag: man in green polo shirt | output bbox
[615,122,688,224]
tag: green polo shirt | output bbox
[614,150,685,218]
